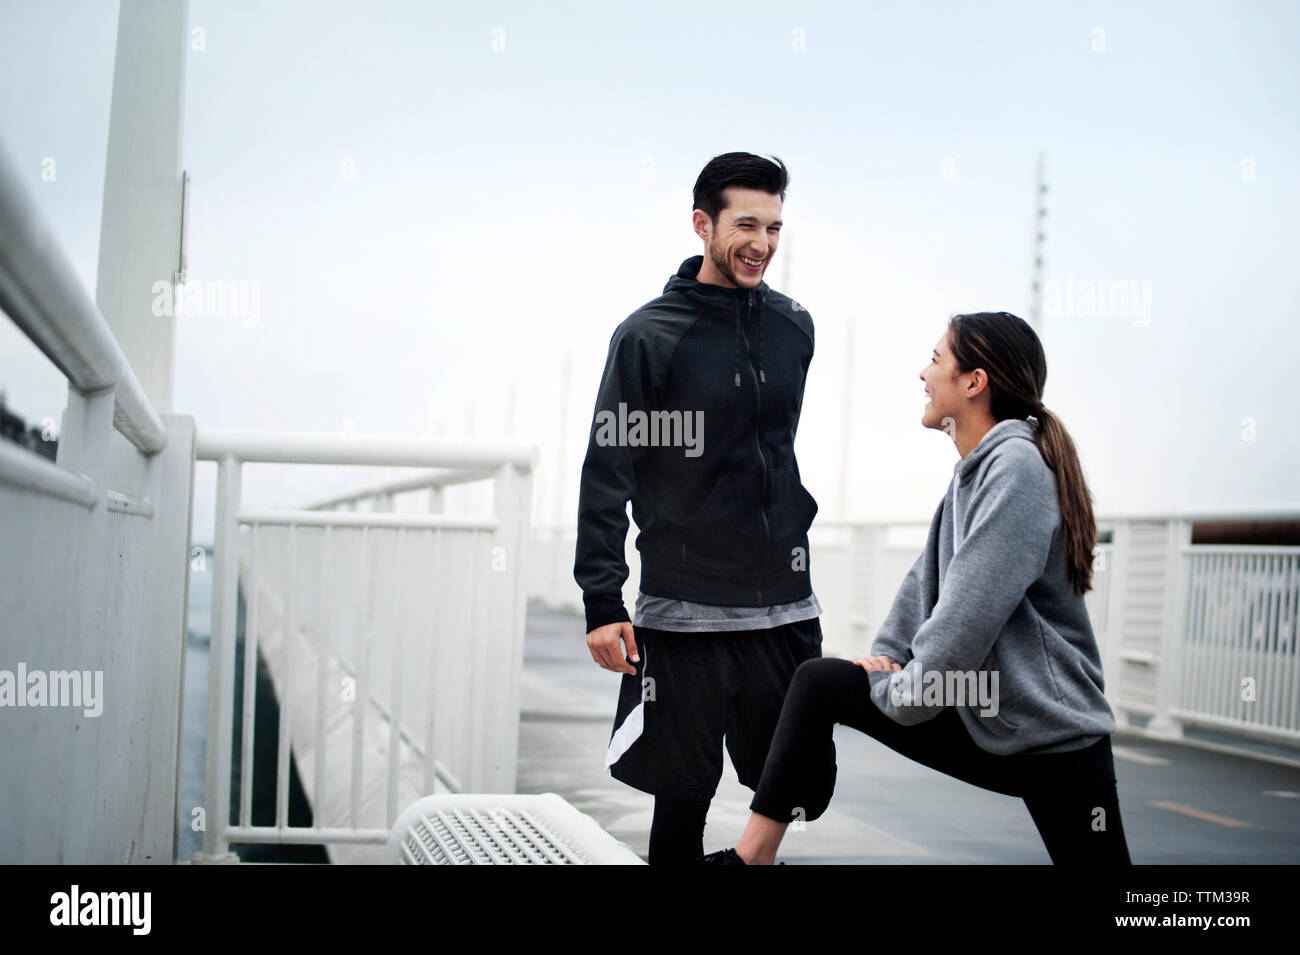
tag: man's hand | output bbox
[587,621,639,675]
[854,655,902,673]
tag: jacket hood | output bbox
[664,255,770,316]
[665,254,771,390]
[955,417,1040,484]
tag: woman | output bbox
[700,311,1132,865]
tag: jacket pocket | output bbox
[767,466,818,571]
[974,674,1023,745]
[680,471,764,573]
[974,644,1022,736]
[990,604,1063,723]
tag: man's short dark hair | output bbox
[692,152,789,225]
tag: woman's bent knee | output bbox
[793,655,862,688]
[785,657,873,728]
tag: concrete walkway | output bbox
[516,605,1300,864]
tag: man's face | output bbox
[693,187,783,290]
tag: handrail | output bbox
[309,467,496,510]
[196,430,537,470]
[0,140,166,455]
[236,508,497,530]
[0,438,97,507]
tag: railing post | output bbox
[1100,520,1129,726]
[55,385,114,858]
[194,453,241,863]
[484,461,532,792]
[1149,519,1193,739]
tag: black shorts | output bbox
[604,616,824,801]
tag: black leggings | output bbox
[649,796,710,866]
[750,657,1132,864]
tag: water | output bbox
[176,550,211,862]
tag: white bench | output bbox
[387,793,646,865]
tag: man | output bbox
[574,151,823,865]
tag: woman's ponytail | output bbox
[1029,404,1096,594]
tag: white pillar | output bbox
[838,318,855,518]
[95,0,190,415]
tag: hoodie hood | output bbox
[951,416,1041,554]
[955,416,1040,484]
[665,255,771,390]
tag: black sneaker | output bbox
[696,847,747,865]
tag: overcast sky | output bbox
[2,0,1297,544]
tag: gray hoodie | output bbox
[867,417,1117,755]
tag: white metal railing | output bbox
[1172,546,1299,742]
[193,431,536,863]
[528,507,1300,755]
[0,144,164,460]
[0,139,192,864]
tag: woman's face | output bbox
[919,329,965,436]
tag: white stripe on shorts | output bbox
[605,700,645,771]
[605,640,648,771]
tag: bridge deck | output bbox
[518,606,1300,864]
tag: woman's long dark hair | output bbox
[947,311,1096,595]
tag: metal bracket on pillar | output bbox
[174,169,190,286]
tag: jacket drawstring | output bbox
[733,311,743,387]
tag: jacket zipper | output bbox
[741,289,769,605]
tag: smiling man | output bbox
[574,152,823,865]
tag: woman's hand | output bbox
[855,655,902,672]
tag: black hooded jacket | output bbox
[574,254,818,633]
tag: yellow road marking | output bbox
[1148,801,1251,827]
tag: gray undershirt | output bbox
[633,590,823,632]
